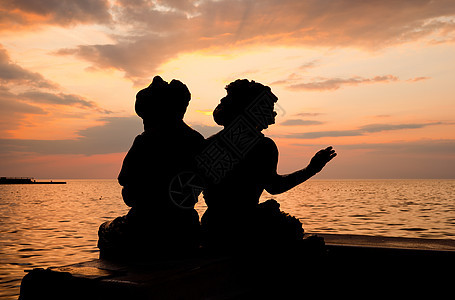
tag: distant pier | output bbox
[0,177,66,184]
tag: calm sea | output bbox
[1,179,454,299]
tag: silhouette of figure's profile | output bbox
[98,76,205,259]
[199,79,336,251]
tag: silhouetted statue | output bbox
[98,76,205,259]
[198,79,336,251]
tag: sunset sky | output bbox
[0,0,454,179]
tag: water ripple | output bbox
[0,179,454,299]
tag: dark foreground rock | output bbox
[19,234,455,299]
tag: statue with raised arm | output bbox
[198,79,336,251]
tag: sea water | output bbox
[1,179,454,299]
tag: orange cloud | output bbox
[53,0,455,83]
[0,117,142,155]
[0,86,48,136]
[282,122,445,139]
[0,45,111,137]
[0,0,111,31]
[286,75,399,91]
[0,45,58,89]
[407,76,431,82]
[280,119,324,126]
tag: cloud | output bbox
[340,139,455,155]
[298,60,319,70]
[0,45,59,89]
[0,86,112,134]
[290,139,455,179]
[270,73,304,86]
[55,33,192,83]
[0,87,46,115]
[0,116,143,155]
[19,91,99,109]
[0,46,112,134]
[273,72,432,92]
[359,122,442,133]
[295,112,324,117]
[0,117,224,155]
[289,139,455,178]
[280,119,324,126]
[293,139,455,155]
[0,86,48,132]
[112,0,194,30]
[0,0,111,30]
[54,0,455,82]
[284,122,445,139]
[287,75,399,91]
[287,130,362,139]
[407,76,431,82]
[270,62,319,85]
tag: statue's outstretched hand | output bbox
[307,146,337,175]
